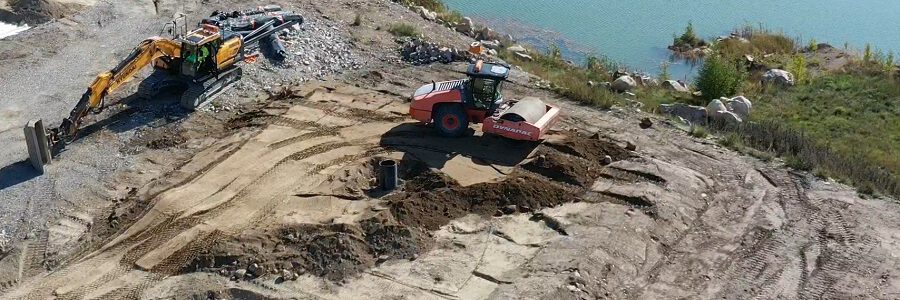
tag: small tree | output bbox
[788,54,809,85]
[695,55,743,100]
[864,43,873,63]
[674,22,702,48]
[659,61,671,82]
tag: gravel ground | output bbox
[0,0,370,248]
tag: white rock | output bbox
[514,52,533,61]
[507,45,527,53]
[725,96,752,119]
[662,80,690,93]
[763,69,795,87]
[611,76,637,92]
[455,17,474,35]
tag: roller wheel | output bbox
[433,104,468,137]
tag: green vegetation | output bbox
[499,47,618,109]
[714,25,795,60]
[388,23,420,37]
[672,22,704,49]
[695,55,744,100]
[689,125,708,138]
[787,54,809,85]
[400,0,464,24]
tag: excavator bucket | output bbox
[482,97,561,141]
[23,119,52,172]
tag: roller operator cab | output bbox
[409,61,561,141]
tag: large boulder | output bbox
[660,103,707,125]
[414,6,436,21]
[477,27,499,41]
[611,76,637,92]
[707,99,743,126]
[455,17,474,35]
[763,69,795,87]
[724,96,752,119]
[661,80,690,93]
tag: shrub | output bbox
[695,55,743,100]
[689,125,708,138]
[788,55,809,85]
[388,23,420,37]
[808,38,818,52]
[864,43,873,63]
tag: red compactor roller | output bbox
[408,61,561,141]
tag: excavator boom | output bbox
[53,37,181,146]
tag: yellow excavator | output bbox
[24,6,301,170]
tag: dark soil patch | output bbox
[225,110,274,130]
[184,215,430,281]
[522,149,601,187]
[146,132,187,149]
[388,173,579,230]
[545,136,632,163]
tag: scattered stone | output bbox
[626,141,637,151]
[480,40,500,50]
[763,69,795,87]
[611,75,637,92]
[455,17,474,35]
[659,103,707,125]
[507,45,527,54]
[281,269,296,281]
[476,27,498,41]
[600,155,613,165]
[514,52,533,61]
[234,269,247,279]
[661,80,690,93]
[501,205,517,215]
[399,37,464,65]
[640,117,653,129]
[414,6,437,21]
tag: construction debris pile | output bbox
[398,37,468,65]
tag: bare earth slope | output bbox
[0,0,898,299]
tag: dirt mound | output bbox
[389,173,578,230]
[388,133,628,230]
[545,135,632,163]
[185,216,429,281]
[0,0,92,24]
[522,150,600,186]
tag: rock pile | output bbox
[660,96,753,126]
[399,37,467,65]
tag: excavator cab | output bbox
[180,24,224,78]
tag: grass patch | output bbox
[388,23,420,37]
[499,47,618,109]
[689,125,708,138]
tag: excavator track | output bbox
[180,67,243,110]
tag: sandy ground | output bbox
[1,0,899,299]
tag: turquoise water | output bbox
[443,0,900,78]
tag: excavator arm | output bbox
[51,37,181,146]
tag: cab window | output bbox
[470,77,498,109]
